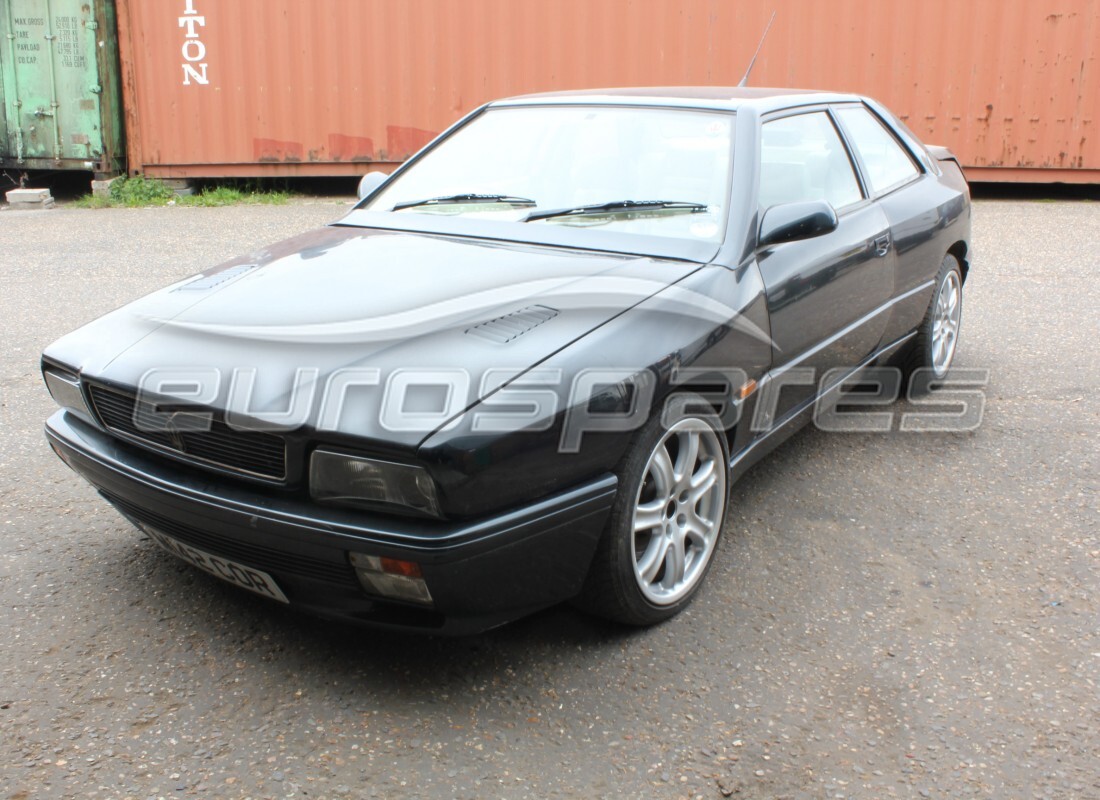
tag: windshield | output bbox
[365,105,734,243]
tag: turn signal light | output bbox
[379,557,423,578]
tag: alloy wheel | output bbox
[631,418,727,605]
[931,269,962,376]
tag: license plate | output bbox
[141,524,289,604]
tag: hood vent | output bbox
[174,264,256,292]
[465,304,559,344]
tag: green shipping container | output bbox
[0,0,123,175]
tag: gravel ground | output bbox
[0,198,1096,800]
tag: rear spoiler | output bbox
[925,144,967,181]
[926,144,961,167]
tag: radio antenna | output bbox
[737,11,777,87]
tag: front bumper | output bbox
[45,410,616,634]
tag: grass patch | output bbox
[110,174,175,206]
[74,176,292,208]
[73,193,116,209]
[179,185,290,206]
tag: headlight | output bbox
[43,368,96,426]
[309,449,443,518]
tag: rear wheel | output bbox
[902,254,963,393]
[578,395,730,625]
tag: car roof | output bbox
[492,86,865,114]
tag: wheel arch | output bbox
[947,241,970,283]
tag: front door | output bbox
[754,109,895,427]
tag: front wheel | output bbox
[577,394,730,626]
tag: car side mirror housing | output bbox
[758,200,839,248]
[356,170,389,201]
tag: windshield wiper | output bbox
[392,193,537,211]
[524,200,710,223]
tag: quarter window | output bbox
[836,106,920,194]
[759,112,863,211]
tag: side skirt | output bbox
[728,330,917,483]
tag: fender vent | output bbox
[465,304,558,344]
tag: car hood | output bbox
[45,225,703,447]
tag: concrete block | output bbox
[6,188,55,210]
[91,176,122,199]
[160,178,196,197]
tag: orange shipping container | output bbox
[116,0,1099,182]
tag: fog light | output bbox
[349,552,434,607]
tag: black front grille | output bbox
[88,385,287,481]
[105,493,359,588]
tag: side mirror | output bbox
[758,200,839,248]
[356,170,389,201]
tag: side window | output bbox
[836,106,920,194]
[759,111,863,212]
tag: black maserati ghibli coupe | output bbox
[43,88,970,633]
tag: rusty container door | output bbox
[115,0,1098,182]
[0,0,124,174]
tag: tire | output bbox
[577,393,731,626]
[901,254,963,394]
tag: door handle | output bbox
[872,234,891,257]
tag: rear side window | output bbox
[836,106,921,194]
[759,111,863,211]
